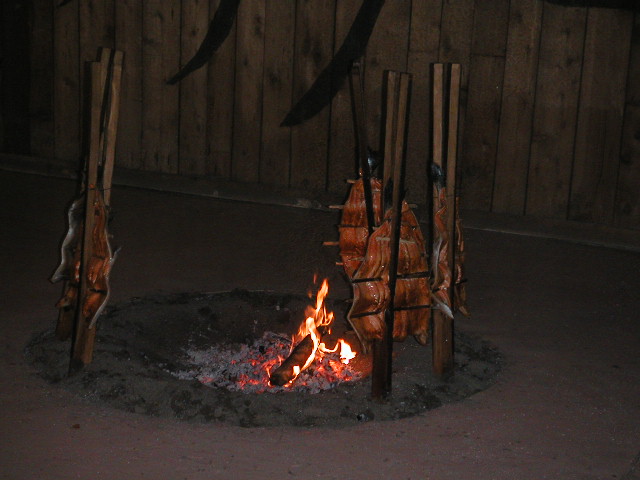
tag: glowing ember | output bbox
[172,332,361,394]
[269,278,357,387]
[172,279,360,393]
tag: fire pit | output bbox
[26,289,501,427]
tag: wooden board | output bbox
[53,0,81,162]
[260,0,295,187]
[363,1,411,161]
[115,0,143,170]
[527,3,586,218]
[206,0,237,177]
[178,0,210,175]
[289,0,335,192]
[439,0,474,195]
[569,8,633,225]
[30,0,54,159]
[79,0,115,141]
[493,0,543,215]
[615,10,640,230]
[231,0,265,183]
[405,0,443,201]
[327,0,360,192]
[141,0,180,173]
[461,55,505,211]
[459,0,509,211]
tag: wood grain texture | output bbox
[179,0,210,175]
[363,1,411,160]
[231,0,265,183]
[493,0,543,215]
[569,8,633,224]
[30,0,54,159]
[327,0,360,192]
[526,3,586,218]
[616,10,640,229]
[260,0,295,186]
[115,0,142,169]
[289,0,335,192]
[439,0,474,199]
[141,0,180,173]
[460,0,509,211]
[206,0,237,177]
[53,0,81,161]
[405,0,443,202]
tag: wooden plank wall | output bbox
[5,0,640,230]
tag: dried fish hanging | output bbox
[50,47,123,372]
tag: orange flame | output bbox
[283,278,356,386]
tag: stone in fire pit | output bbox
[26,290,501,427]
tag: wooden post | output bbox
[431,63,460,378]
[69,60,104,372]
[102,50,123,206]
[371,71,411,400]
[349,61,376,236]
[66,48,123,373]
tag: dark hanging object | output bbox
[544,0,637,8]
[281,0,385,127]
[167,0,241,85]
[58,0,74,6]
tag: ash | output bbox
[172,332,362,394]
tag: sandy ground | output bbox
[1,170,640,479]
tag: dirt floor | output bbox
[2,170,640,479]
[26,290,500,428]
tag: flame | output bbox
[279,278,357,387]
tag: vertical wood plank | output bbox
[569,8,633,225]
[493,0,543,215]
[179,0,210,175]
[405,0,443,201]
[260,0,295,186]
[327,0,360,191]
[206,0,237,177]
[616,10,640,230]
[231,0,265,183]
[115,0,143,170]
[30,0,55,159]
[460,0,509,211]
[53,0,80,162]
[527,3,586,218]
[439,0,475,198]
[363,1,411,163]
[79,0,115,66]
[142,0,180,173]
[289,0,335,192]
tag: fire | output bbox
[269,278,357,387]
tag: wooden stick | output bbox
[102,50,123,206]
[431,63,460,378]
[382,70,399,206]
[70,60,104,373]
[372,71,411,400]
[349,61,376,235]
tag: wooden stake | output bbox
[69,60,104,373]
[102,50,123,206]
[431,63,461,378]
[371,71,411,400]
[349,61,376,235]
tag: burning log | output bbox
[269,330,322,387]
[267,279,356,387]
